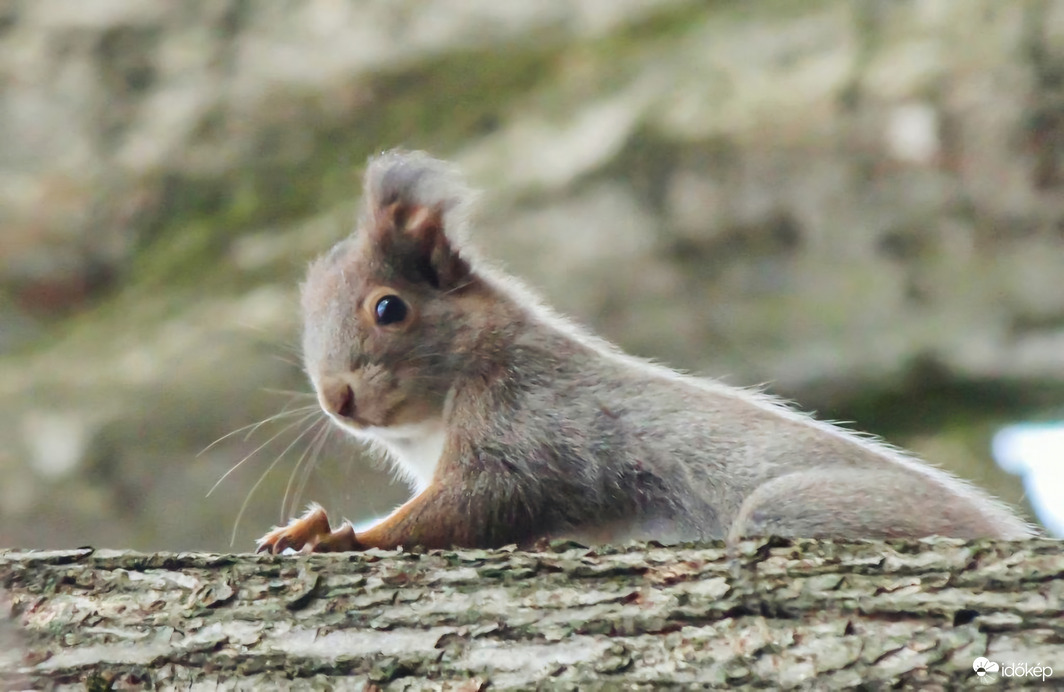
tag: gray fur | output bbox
[361,149,477,246]
[297,149,1035,547]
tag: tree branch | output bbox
[2,538,1061,688]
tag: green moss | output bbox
[820,361,1064,438]
[130,43,566,291]
[76,0,852,327]
[599,0,827,51]
[598,1,713,48]
[122,1,754,293]
[593,125,737,212]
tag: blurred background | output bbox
[1,0,1062,552]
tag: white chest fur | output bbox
[346,419,446,493]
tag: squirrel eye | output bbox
[374,295,408,326]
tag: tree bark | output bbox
[1,538,1061,689]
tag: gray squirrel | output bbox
[257,150,1033,553]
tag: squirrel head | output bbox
[300,150,496,437]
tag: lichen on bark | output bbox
[2,537,1061,689]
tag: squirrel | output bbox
[256,149,1034,553]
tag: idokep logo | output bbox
[973,657,1054,683]
[972,657,999,682]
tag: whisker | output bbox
[398,352,446,363]
[261,388,317,399]
[270,353,304,369]
[442,279,475,296]
[289,430,325,517]
[228,414,327,547]
[292,421,334,518]
[206,410,319,498]
[237,323,303,358]
[280,418,331,521]
[198,405,319,457]
[239,405,320,443]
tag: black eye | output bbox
[374,295,408,325]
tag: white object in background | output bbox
[992,423,1064,537]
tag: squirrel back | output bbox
[258,149,1034,554]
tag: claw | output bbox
[308,520,360,552]
[255,504,361,554]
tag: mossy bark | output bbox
[2,538,1061,689]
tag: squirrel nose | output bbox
[318,376,355,420]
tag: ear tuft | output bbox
[361,150,474,289]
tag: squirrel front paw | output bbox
[256,503,360,554]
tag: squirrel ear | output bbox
[376,201,470,290]
[363,150,474,290]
